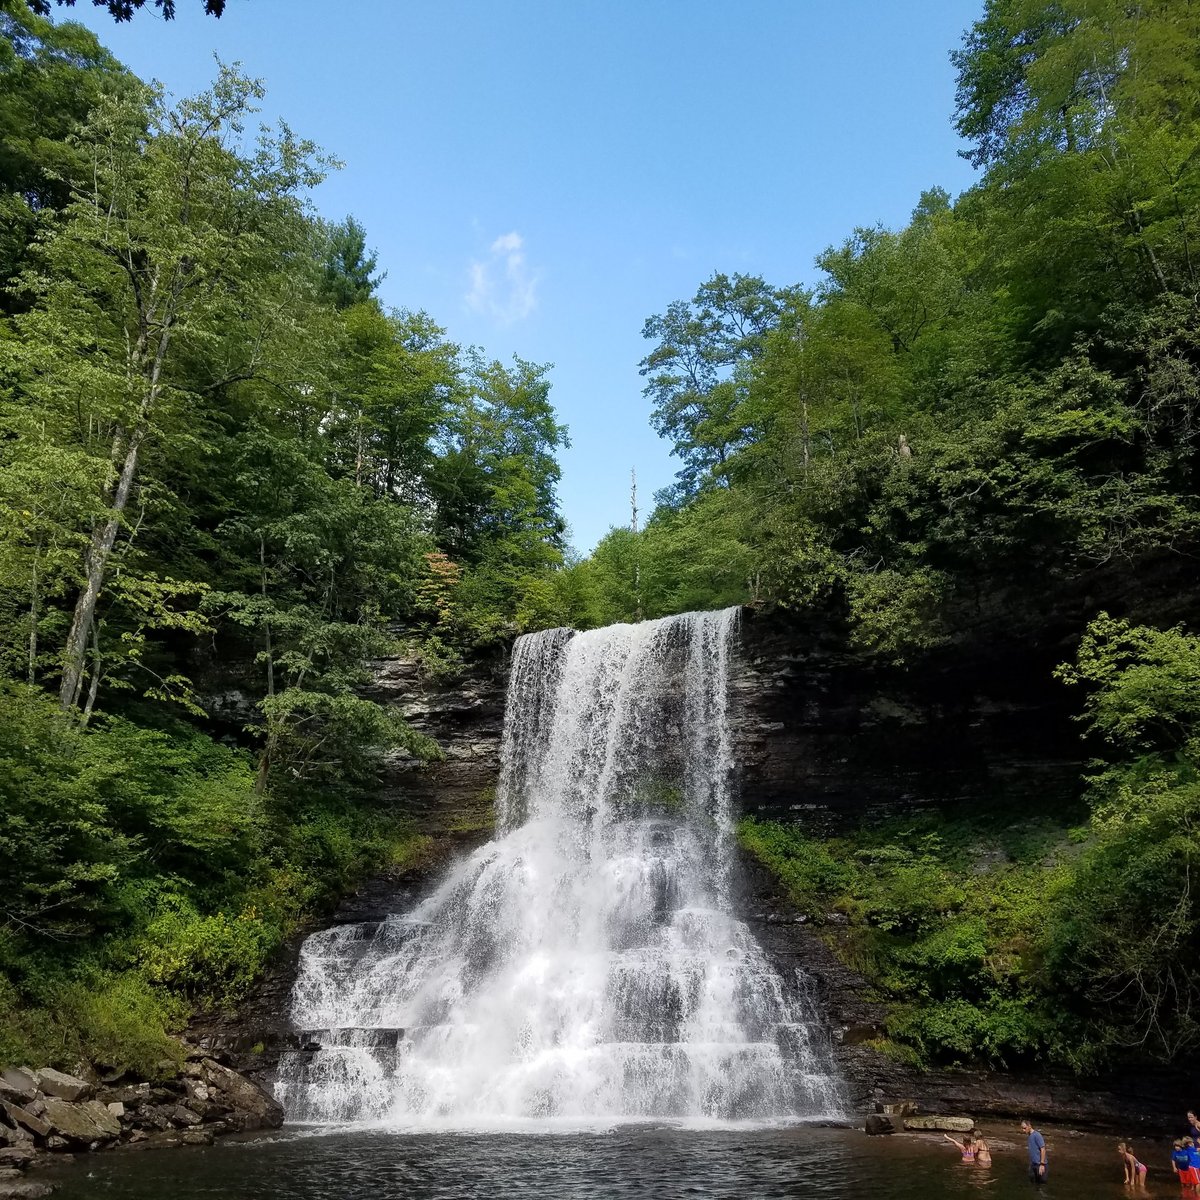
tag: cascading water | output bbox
[277,608,843,1128]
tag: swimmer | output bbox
[971,1128,992,1167]
[944,1131,975,1162]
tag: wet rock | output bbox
[0,1150,32,1171]
[40,1098,119,1143]
[903,1115,974,1132]
[864,1114,895,1135]
[171,1106,202,1127]
[34,1071,91,1104]
[41,1140,67,1153]
[880,1100,919,1117]
[0,1103,49,1140]
[179,1130,213,1146]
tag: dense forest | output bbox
[4,0,1200,1083]
[0,2,569,1069]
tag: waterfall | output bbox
[277,609,842,1128]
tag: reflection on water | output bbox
[44,1125,1154,1199]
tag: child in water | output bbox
[1172,1139,1197,1189]
[1118,1142,1148,1188]
[943,1132,975,1162]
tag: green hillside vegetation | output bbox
[568,0,1200,1073]
[0,4,569,1070]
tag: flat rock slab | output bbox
[0,1181,56,1198]
[35,1071,91,1104]
[41,1098,119,1143]
[0,1102,50,1140]
[903,1115,975,1132]
[0,1073,36,1104]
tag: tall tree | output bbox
[3,65,326,715]
[318,215,383,311]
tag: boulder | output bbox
[0,1104,49,1140]
[105,1103,124,1120]
[0,1149,32,1169]
[199,1060,283,1128]
[903,1115,975,1133]
[179,1130,213,1146]
[34,1071,91,1104]
[40,1098,119,1143]
[170,1106,202,1128]
[864,1113,896,1135]
[0,1074,36,1105]
[0,1181,56,1198]
[880,1100,919,1117]
[96,1084,149,1107]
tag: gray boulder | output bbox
[34,1071,91,1104]
[199,1060,283,1128]
[0,1074,36,1105]
[0,1104,49,1140]
[864,1113,896,1135]
[0,1181,56,1198]
[41,1099,119,1143]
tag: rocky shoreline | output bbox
[0,1052,282,1198]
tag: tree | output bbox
[3,65,327,715]
[640,273,801,494]
[27,0,226,20]
[317,215,384,311]
[0,2,127,309]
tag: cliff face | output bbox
[729,607,1082,828]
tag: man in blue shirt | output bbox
[1021,1120,1047,1185]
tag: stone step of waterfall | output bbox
[294,1027,407,1050]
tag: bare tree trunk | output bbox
[81,624,103,725]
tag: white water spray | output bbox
[278,609,842,1127]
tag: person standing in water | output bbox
[943,1132,975,1162]
[971,1129,992,1167]
[1021,1120,1047,1185]
[1118,1142,1148,1188]
[1172,1139,1198,1190]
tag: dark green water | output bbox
[41,1124,1171,1199]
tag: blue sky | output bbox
[73,0,981,552]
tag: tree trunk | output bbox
[59,426,145,711]
[81,623,103,725]
[27,541,41,685]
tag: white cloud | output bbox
[465,230,540,324]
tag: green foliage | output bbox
[742,611,1200,1071]
[739,812,1076,1068]
[0,46,569,1072]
